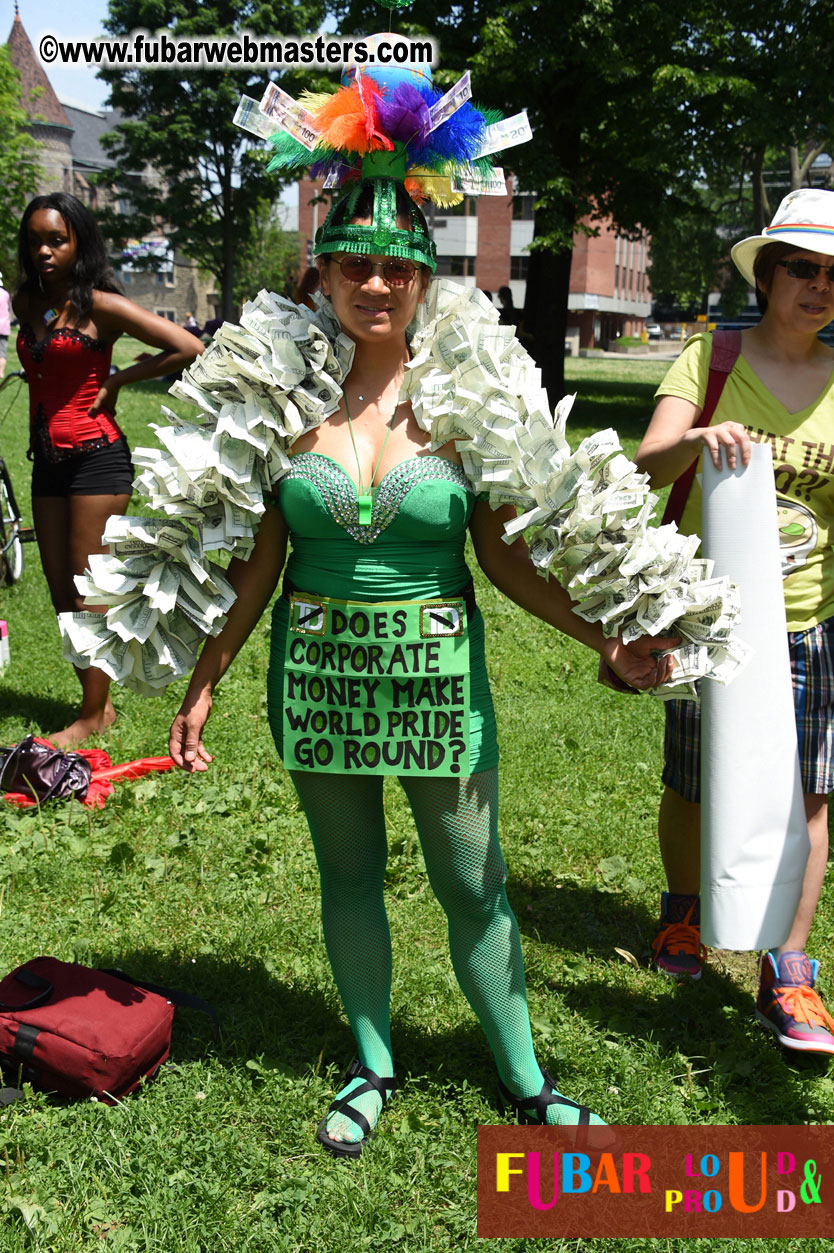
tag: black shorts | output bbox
[31,437,134,497]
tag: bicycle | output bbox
[0,370,36,586]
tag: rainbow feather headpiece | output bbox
[234,39,532,272]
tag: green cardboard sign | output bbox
[284,595,470,775]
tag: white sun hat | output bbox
[731,188,834,286]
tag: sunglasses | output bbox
[333,255,418,286]
[777,258,834,282]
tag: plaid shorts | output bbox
[663,616,834,801]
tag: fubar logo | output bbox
[477,1125,833,1237]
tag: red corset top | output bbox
[17,324,123,454]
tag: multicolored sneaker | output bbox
[651,892,707,980]
[756,951,834,1055]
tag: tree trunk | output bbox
[789,144,800,190]
[221,168,236,320]
[522,215,573,406]
[797,140,827,187]
[751,147,769,233]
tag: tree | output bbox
[335,1,834,394]
[708,2,834,231]
[333,0,753,398]
[644,1,834,310]
[233,198,301,307]
[648,186,751,319]
[98,0,325,318]
[0,46,41,280]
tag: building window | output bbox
[156,309,176,321]
[512,194,536,220]
[434,256,472,277]
[120,268,134,285]
[510,255,528,280]
[156,269,175,288]
[432,196,478,220]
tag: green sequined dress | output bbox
[266,451,498,772]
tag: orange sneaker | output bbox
[651,892,707,980]
[756,951,834,1055]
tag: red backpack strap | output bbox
[660,328,742,526]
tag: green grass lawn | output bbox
[0,345,829,1251]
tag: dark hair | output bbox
[17,193,122,322]
[295,266,320,299]
[752,241,799,313]
[498,285,513,306]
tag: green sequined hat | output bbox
[313,146,437,272]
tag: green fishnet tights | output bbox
[290,767,597,1143]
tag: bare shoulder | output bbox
[91,292,202,354]
[91,289,140,321]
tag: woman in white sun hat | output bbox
[635,187,834,1054]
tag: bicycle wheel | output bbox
[0,463,24,586]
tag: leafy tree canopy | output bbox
[234,198,301,308]
[648,187,751,318]
[0,46,41,282]
[333,0,834,392]
[98,0,326,316]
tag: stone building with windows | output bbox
[6,10,216,326]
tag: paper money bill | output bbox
[234,95,283,140]
[259,82,318,150]
[475,110,533,158]
[428,70,472,131]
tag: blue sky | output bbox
[7,1,340,114]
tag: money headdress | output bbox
[234,26,533,275]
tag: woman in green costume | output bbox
[168,171,675,1157]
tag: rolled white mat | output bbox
[700,444,809,949]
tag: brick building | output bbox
[295,177,649,344]
[295,174,533,308]
[567,219,652,351]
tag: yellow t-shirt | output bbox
[655,332,834,631]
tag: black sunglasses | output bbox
[333,255,418,286]
[777,258,834,283]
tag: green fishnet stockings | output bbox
[290,767,597,1142]
[290,771,393,1144]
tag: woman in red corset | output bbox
[15,194,203,745]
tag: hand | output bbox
[600,633,679,691]
[689,420,751,472]
[88,378,120,418]
[169,691,214,772]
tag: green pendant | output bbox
[357,493,374,526]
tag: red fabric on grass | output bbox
[2,739,175,808]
